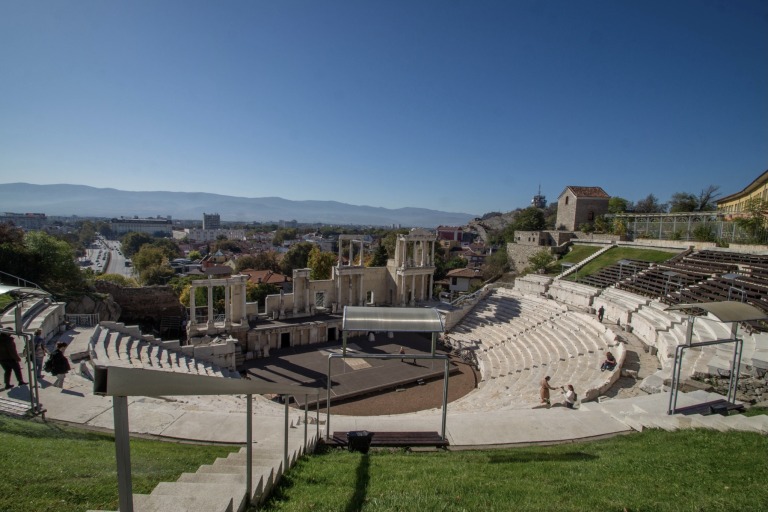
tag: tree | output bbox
[369,242,389,267]
[121,232,153,257]
[235,254,261,272]
[132,246,168,274]
[307,246,336,280]
[669,192,698,213]
[24,231,85,294]
[140,265,176,286]
[634,194,666,213]
[245,282,280,309]
[734,197,768,243]
[481,249,509,280]
[527,249,554,273]
[280,242,314,276]
[608,197,631,214]
[151,238,181,260]
[697,185,720,211]
[95,274,138,287]
[513,207,546,231]
[187,250,202,261]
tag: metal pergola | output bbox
[665,301,767,415]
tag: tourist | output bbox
[0,332,26,390]
[601,351,617,372]
[597,306,605,322]
[50,342,71,389]
[33,329,47,380]
[539,376,557,407]
[561,384,577,409]
[399,346,405,362]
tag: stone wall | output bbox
[94,281,183,325]
[506,243,550,273]
[65,293,122,322]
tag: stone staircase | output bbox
[553,243,616,280]
[581,390,768,434]
[87,417,317,512]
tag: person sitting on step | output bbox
[600,351,617,372]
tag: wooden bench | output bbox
[325,431,449,449]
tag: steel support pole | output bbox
[246,394,252,506]
[326,356,332,440]
[284,396,289,471]
[441,358,449,441]
[113,396,134,512]
[303,394,308,450]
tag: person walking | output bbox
[33,329,47,381]
[539,376,557,408]
[597,306,605,322]
[0,332,26,390]
[50,342,71,389]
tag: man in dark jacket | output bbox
[0,332,26,390]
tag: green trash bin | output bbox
[347,430,374,453]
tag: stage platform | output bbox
[239,333,458,407]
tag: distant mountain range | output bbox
[0,183,476,228]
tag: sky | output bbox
[1,1,767,217]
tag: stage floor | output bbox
[239,333,457,406]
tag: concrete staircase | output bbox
[87,419,318,512]
[581,390,768,434]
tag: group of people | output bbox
[539,376,577,409]
[0,330,71,390]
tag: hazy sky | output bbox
[1,1,766,216]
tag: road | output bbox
[81,237,135,278]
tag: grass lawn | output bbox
[0,416,238,512]
[564,246,677,281]
[261,429,768,512]
[545,245,601,275]
[0,293,14,312]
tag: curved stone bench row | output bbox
[89,324,240,379]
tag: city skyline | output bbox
[1,1,766,216]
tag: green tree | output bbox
[280,242,314,276]
[132,246,168,274]
[151,238,181,260]
[188,250,202,261]
[95,273,138,287]
[140,265,176,286]
[608,197,631,214]
[246,282,280,309]
[307,246,337,280]
[514,207,546,231]
[121,232,153,257]
[481,249,509,280]
[369,242,389,267]
[527,249,554,273]
[24,231,85,294]
[669,192,698,213]
[634,194,666,213]
[734,197,768,243]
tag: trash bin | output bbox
[347,430,374,454]
[710,403,729,416]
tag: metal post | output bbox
[303,394,308,450]
[246,394,252,505]
[441,358,449,441]
[284,396,289,471]
[326,356,332,440]
[113,396,134,512]
[316,395,320,442]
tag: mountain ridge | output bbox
[0,183,476,227]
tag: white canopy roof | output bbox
[342,306,444,333]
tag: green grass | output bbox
[0,293,14,312]
[0,416,238,512]
[546,245,601,275]
[564,246,677,281]
[261,430,768,512]
[744,407,768,417]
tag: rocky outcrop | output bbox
[93,281,184,325]
[65,293,122,321]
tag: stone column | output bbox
[359,272,364,306]
[429,274,434,300]
[411,274,416,305]
[430,240,435,266]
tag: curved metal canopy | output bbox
[666,301,767,323]
[342,306,444,333]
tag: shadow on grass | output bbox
[488,451,598,463]
[0,416,111,441]
[344,453,370,512]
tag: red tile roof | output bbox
[446,268,482,279]
[240,269,291,285]
[563,186,610,198]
